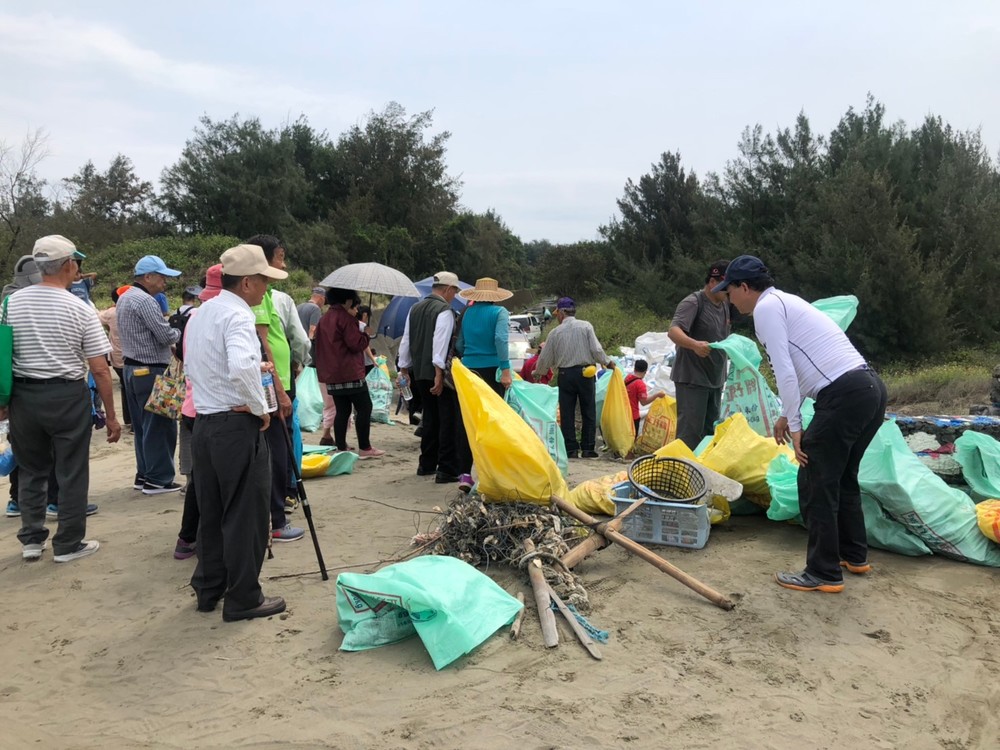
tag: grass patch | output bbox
[881,347,998,412]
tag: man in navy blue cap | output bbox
[117,254,184,495]
[714,255,887,593]
[534,296,614,458]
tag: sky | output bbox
[1,1,999,244]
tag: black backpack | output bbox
[168,307,193,361]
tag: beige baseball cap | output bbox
[33,235,86,262]
[432,271,459,288]
[220,244,288,280]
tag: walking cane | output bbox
[280,415,329,580]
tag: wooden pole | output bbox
[522,539,559,647]
[548,584,602,660]
[559,495,648,569]
[509,592,526,640]
[551,495,734,611]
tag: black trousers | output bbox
[262,414,290,531]
[797,368,888,581]
[178,415,199,543]
[331,386,373,451]
[675,383,723,450]
[557,366,596,454]
[414,379,463,476]
[190,412,270,613]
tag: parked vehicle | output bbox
[508,323,531,371]
[510,314,542,344]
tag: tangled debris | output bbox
[417,493,592,610]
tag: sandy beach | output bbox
[2,415,998,750]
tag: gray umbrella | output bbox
[318,262,420,298]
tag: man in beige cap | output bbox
[2,235,121,563]
[398,271,465,483]
[183,244,288,622]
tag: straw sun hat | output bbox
[458,277,513,302]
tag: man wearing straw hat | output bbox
[455,278,514,396]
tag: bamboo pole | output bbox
[509,592,526,640]
[522,539,559,647]
[559,495,648,569]
[551,495,734,611]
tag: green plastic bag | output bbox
[337,556,523,670]
[295,367,324,432]
[365,360,393,424]
[765,454,931,556]
[505,379,569,476]
[860,421,1000,566]
[811,295,859,332]
[594,369,611,426]
[954,431,1000,500]
[711,334,784,437]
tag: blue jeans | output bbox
[124,364,177,485]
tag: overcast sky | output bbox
[2,1,998,243]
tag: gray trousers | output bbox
[190,412,271,614]
[9,379,92,554]
[675,382,722,450]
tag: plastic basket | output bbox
[609,481,710,549]
[627,455,707,505]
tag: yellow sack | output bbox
[633,395,678,455]
[600,367,635,457]
[453,358,568,503]
[699,413,795,507]
[567,470,627,516]
[654,438,697,461]
[375,355,391,381]
[977,499,1000,543]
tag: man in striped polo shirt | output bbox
[2,235,121,563]
[117,255,183,495]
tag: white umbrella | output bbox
[318,262,420,298]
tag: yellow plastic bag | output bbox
[976,500,1000,543]
[654,438,697,461]
[453,359,568,503]
[567,470,627,516]
[699,413,795,507]
[600,367,635,457]
[633,395,678,456]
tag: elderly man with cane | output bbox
[183,244,288,621]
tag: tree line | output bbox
[2,96,997,362]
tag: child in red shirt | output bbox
[625,359,666,435]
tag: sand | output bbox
[2,417,999,750]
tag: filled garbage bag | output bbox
[366,358,394,425]
[337,556,523,670]
[600,366,636,457]
[859,421,1000,566]
[699,413,794,506]
[453,358,568,503]
[633,395,678,456]
[505,378,569,477]
[954,430,1000,500]
[295,367,324,433]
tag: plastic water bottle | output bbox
[261,372,278,412]
[398,374,413,401]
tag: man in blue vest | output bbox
[398,272,464,483]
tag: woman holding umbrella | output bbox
[314,288,385,459]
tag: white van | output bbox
[509,314,542,344]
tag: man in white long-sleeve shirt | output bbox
[184,244,288,622]
[398,271,464,483]
[714,255,887,593]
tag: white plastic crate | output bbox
[609,481,711,549]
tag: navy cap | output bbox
[712,255,769,292]
[556,296,575,310]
